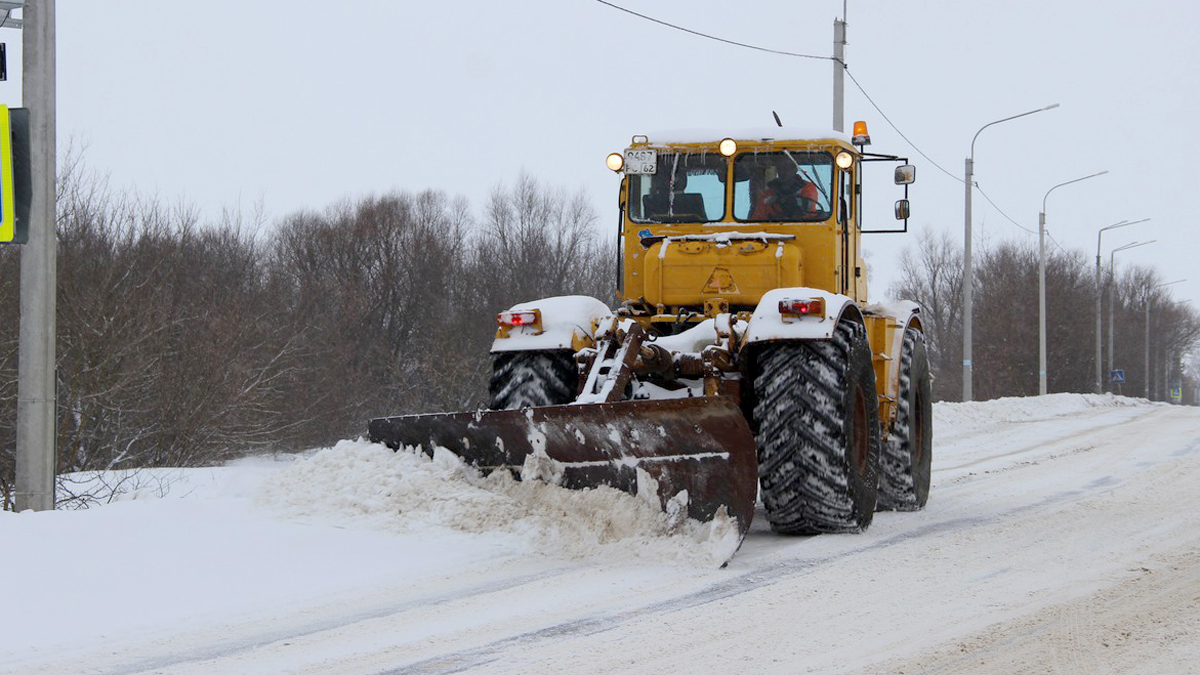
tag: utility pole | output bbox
[832,9,846,133]
[1107,241,1154,392]
[961,103,1059,401]
[1145,296,1151,399]
[1094,218,1148,393]
[962,154,973,400]
[1146,281,1185,399]
[14,0,55,512]
[1038,171,1106,395]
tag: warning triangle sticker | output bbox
[703,267,739,294]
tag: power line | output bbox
[1045,230,1068,255]
[595,0,1040,239]
[593,0,831,61]
[843,66,1044,240]
[845,70,1043,240]
[592,1,958,183]
[975,185,1036,236]
[839,67,960,183]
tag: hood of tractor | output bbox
[637,232,809,309]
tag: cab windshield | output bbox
[734,151,833,222]
[628,152,726,223]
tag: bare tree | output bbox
[481,171,611,306]
[55,176,306,471]
[890,233,1143,401]
[2,165,621,510]
[890,230,963,401]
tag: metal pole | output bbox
[1094,251,1102,392]
[1142,291,1152,396]
[1106,241,1155,395]
[1108,263,1115,386]
[832,17,846,133]
[1145,296,1151,399]
[962,103,1058,402]
[1038,211,1047,395]
[15,0,56,512]
[962,157,974,401]
[1038,171,1107,396]
[1147,280,1186,400]
[1094,219,1148,393]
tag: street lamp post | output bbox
[1095,218,1149,393]
[963,103,1059,401]
[1038,171,1107,395]
[1145,281,1185,399]
[1108,240,1155,390]
[14,0,57,512]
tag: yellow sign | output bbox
[0,104,15,243]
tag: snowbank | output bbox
[935,392,1150,431]
[256,439,740,566]
[53,456,288,508]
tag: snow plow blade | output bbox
[368,396,758,539]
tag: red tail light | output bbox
[497,310,540,327]
[778,298,824,317]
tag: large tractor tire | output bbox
[878,327,933,511]
[752,320,881,534]
[488,350,577,410]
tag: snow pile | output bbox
[55,457,288,508]
[256,439,740,566]
[935,392,1149,432]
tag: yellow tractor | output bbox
[370,122,931,547]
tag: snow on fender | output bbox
[742,288,860,344]
[491,295,611,353]
[865,299,923,412]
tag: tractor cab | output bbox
[606,125,914,320]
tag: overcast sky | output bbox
[2,0,1197,323]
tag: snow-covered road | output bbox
[3,394,1199,674]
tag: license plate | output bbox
[623,149,657,174]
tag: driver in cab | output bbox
[751,158,822,220]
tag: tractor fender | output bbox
[865,300,923,406]
[867,299,922,352]
[742,288,865,345]
[490,295,611,353]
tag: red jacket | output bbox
[751,177,820,220]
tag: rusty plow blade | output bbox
[368,397,758,543]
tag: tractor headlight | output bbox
[606,153,625,172]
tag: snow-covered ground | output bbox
[3,393,1199,675]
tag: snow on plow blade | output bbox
[367,397,758,539]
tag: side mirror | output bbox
[894,199,910,220]
[894,164,916,185]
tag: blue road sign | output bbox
[1111,370,1126,384]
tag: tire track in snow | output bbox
[852,540,1200,675]
[51,564,580,675]
[381,406,1200,674]
[933,404,1167,476]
